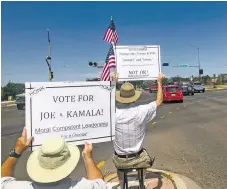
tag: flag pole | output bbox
[110,16,117,82]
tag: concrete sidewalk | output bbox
[99,156,202,189]
[205,85,227,91]
[1,100,16,104]
[205,87,227,91]
[1,101,16,107]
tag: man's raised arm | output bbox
[82,142,104,180]
[156,73,164,107]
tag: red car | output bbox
[149,84,157,93]
[163,85,183,103]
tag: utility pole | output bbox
[45,29,53,81]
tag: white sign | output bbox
[115,45,161,81]
[25,81,116,150]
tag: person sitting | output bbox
[111,72,164,188]
[1,127,106,189]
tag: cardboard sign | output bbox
[25,81,115,150]
[115,45,161,81]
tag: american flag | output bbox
[103,19,118,44]
[100,45,116,81]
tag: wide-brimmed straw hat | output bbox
[116,82,142,104]
[27,137,80,183]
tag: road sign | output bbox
[179,64,189,68]
[162,63,169,66]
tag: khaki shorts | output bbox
[112,149,154,169]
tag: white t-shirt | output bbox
[1,177,106,189]
[114,101,157,155]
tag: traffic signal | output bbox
[46,56,51,60]
[49,71,54,80]
[88,62,98,67]
[162,63,169,66]
[199,69,203,75]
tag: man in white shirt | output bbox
[1,128,106,189]
[112,73,163,170]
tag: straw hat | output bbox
[27,137,80,183]
[116,82,142,104]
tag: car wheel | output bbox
[202,90,205,93]
[192,92,194,95]
[179,100,183,103]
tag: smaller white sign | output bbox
[25,81,115,150]
[115,45,161,81]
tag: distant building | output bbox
[219,74,227,84]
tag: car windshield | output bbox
[166,87,179,92]
[182,82,190,86]
[194,83,202,85]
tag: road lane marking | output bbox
[161,116,165,119]
[97,161,105,168]
[168,112,172,114]
[152,122,157,125]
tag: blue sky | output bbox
[2,1,227,85]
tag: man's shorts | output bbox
[112,149,154,169]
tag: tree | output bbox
[162,78,169,85]
[130,80,143,88]
[216,76,223,85]
[203,75,211,85]
[1,82,25,100]
[1,87,5,101]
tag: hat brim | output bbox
[27,144,80,183]
[116,90,142,104]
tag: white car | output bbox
[193,82,205,93]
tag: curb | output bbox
[1,100,16,104]
[1,101,17,108]
[104,168,202,189]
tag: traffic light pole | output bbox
[188,44,201,81]
[197,47,201,80]
[45,29,53,82]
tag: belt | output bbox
[115,149,144,158]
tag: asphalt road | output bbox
[1,90,227,189]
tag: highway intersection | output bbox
[1,90,227,189]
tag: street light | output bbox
[188,44,202,80]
